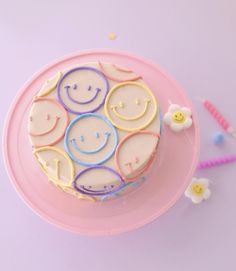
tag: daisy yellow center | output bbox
[172,111,185,123]
[191,183,204,195]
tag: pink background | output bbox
[0,1,236,270]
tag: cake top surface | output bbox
[28,62,161,199]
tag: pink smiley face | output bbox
[115,131,160,181]
[28,97,69,147]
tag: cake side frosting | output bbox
[28,62,161,201]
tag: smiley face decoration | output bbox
[28,62,167,201]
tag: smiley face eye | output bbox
[72,83,77,90]
[88,85,92,91]
[95,132,100,138]
[135,98,140,105]
[64,85,70,90]
[119,101,124,108]
[79,135,84,142]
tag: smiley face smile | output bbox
[64,113,118,166]
[29,116,60,136]
[111,98,151,121]
[70,132,111,154]
[65,85,101,105]
[79,184,115,194]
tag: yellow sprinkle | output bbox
[108,32,117,40]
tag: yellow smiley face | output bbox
[104,82,158,131]
[172,111,185,123]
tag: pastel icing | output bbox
[28,61,163,201]
[64,113,118,166]
[34,146,74,187]
[101,176,147,201]
[73,165,124,196]
[28,97,69,147]
[105,82,158,131]
[115,131,160,180]
[36,72,62,97]
[57,66,109,114]
[98,62,142,82]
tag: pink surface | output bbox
[3,50,199,235]
[1,1,236,270]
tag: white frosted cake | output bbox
[28,62,161,201]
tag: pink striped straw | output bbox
[197,155,236,170]
[202,100,236,138]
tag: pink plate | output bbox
[3,50,200,235]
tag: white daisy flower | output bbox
[164,104,193,132]
[185,177,211,204]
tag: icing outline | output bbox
[73,165,125,196]
[34,146,75,187]
[66,86,101,105]
[29,97,69,147]
[98,62,142,82]
[104,82,158,131]
[112,64,133,73]
[57,66,109,114]
[36,72,62,97]
[111,98,151,121]
[70,132,111,154]
[115,131,160,181]
[64,113,119,166]
[101,176,147,201]
[29,116,60,136]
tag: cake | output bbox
[28,62,161,201]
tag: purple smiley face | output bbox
[73,165,124,196]
[57,66,109,114]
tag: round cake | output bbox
[28,62,161,201]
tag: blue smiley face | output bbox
[64,113,118,166]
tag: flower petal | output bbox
[203,188,211,200]
[184,187,193,198]
[198,178,209,188]
[191,195,203,204]
[191,177,198,183]
[169,104,181,113]
[181,107,192,117]
[163,112,172,125]
[170,122,184,132]
[183,118,193,129]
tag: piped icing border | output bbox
[33,146,75,187]
[73,165,125,196]
[36,72,62,98]
[112,64,133,73]
[100,176,147,201]
[115,130,160,181]
[64,113,119,166]
[60,185,96,202]
[104,81,158,131]
[29,97,69,147]
[57,66,109,114]
[98,62,142,82]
